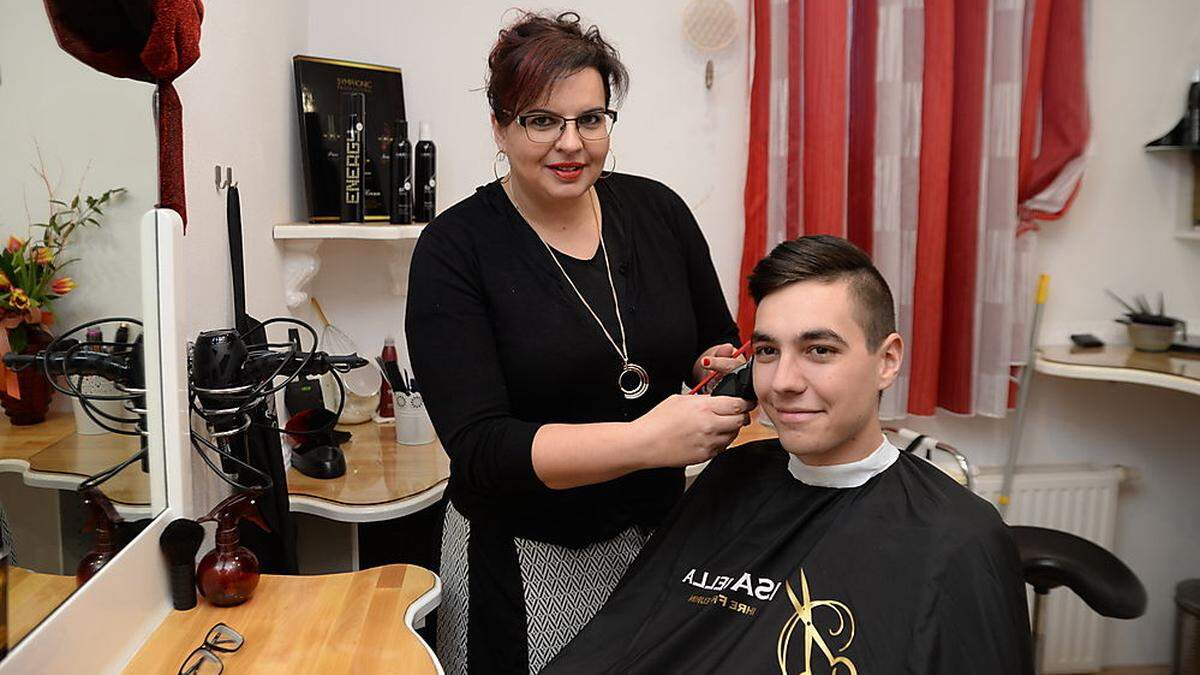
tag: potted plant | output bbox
[0,184,124,425]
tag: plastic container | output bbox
[393,392,435,445]
[1127,321,1179,352]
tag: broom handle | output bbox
[310,298,332,328]
[998,274,1049,519]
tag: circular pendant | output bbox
[619,362,650,400]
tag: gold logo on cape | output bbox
[776,570,857,674]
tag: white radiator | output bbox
[973,464,1126,674]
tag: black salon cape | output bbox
[543,440,1033,674]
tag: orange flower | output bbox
[6,236,23,253]
[50,277,76,295]
[0,272,9,289]
[33,247,52,264]
[10,289,30,310]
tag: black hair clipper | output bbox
[711,360,756,403]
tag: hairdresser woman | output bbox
[405,11,748,674]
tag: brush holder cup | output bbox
[394,392,435,445]
[1127,321,1181,352]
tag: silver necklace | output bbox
[510,186,649,400]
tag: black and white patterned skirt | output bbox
[436,502,647,674]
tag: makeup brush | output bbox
[1134,293,1152,315]
[375,356,397,388]
[1105,289,1137,315]
[159,518,205,610]
[388,363,407,394]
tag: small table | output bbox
[0,412,150,517]
[1035,345,1200,396]
[122,564,441,674]
[287,422,450,523]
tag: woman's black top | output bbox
[405,173,739,547]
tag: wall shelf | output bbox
[273,222,427,241]
[274,222,428,307]
[1145,118,1200,237]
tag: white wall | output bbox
[302,0,748,364]
[175,0,1198,667]
[904,1,1200,667]
[0,2,154,331]
[174,0,311,512]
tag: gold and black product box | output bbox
[293,56,406,223]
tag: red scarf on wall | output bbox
[42,0,204,229]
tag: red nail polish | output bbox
[702,357,711,367]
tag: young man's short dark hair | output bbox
[748,235,896,351]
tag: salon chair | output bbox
[1010,526,1146,674]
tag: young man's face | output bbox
[752,279,903,465]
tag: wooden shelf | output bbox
[1144,144,1200,152]
[273,222,427,241]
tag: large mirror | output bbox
[0,2,164,650]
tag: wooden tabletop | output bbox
[25,432,148,506]
[287,422,449,522]
[0,411,149,509]
[9,566,78,645]
[1036,345,1200,396]
[122,564,441,674]
[0,411,75,464]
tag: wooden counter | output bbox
[122,564,441,674]
[0,412,75,466]
[8,566,78,645]
[0,411,150,517]
[1036,345,1200,396]
[286,416,768,519]
[287,422,449,523]
[25,432,148,508]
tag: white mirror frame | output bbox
[0,209,191,674]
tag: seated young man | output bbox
[543,235,1032,674]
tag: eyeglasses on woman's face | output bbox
[515,108,618,143]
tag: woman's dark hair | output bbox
[487,11,629,126]
[748,235,896,351]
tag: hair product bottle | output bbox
[378,336,398,419]
[415,122,437,222]
[341,91,366,223]
[390,121,413,224]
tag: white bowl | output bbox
[1127,322,1178,352]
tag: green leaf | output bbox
[70,195,79,209]
[49,199,66,207]
[8,326,27,355]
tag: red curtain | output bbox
[740,0,1090,418]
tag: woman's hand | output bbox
[692,342,748,390]
[630,394,752,469]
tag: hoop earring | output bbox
[599,149,617,179]
[493,150,510,182]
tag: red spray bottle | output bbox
[77,487,123,586]
[196,490,270,607]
